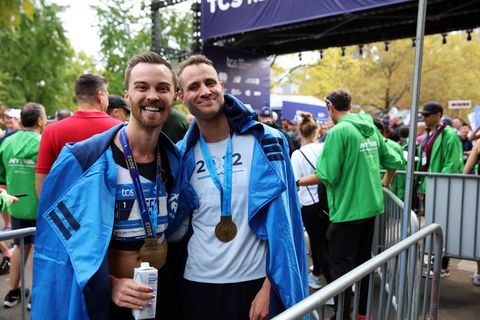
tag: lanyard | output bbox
[199,134,233,218]
[424,123,446,146]
[119,128,161,239]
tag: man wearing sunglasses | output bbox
[417,102,463,278]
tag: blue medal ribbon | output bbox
[199,133,233,218]
[119,128,162,239]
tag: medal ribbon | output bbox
[119,128,162,239]
[199,134,233,218]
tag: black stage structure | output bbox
[151,0,480,58]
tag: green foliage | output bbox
[0,0,34,30]
[93,0,193,95]
[0,1,89,115]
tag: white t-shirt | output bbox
[291,143,324,206]
[185,133,267,283]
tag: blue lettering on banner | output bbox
[201,0,409,40]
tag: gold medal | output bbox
[215,216,237,242]
[139,238,167,270]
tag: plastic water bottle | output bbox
[132,262,158,320]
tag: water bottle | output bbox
[132,262,158,320]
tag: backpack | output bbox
[298,149,329,218]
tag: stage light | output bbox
[467,29,473,41]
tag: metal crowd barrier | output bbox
[373,188,419,254]
[418,172,480,260]
[273,223,443,320]
[0,227,36,320]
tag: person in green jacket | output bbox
[297,89,402,319]
[417,102,463,278]
[373,119,407,201]
[417,102,463,192]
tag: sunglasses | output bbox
[324,97,332,107]
[421,113,439,118]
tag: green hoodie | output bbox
[316,113,403,223]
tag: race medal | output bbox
[140,238,166,270]
[199,134,236,243]
[215,216,237,242]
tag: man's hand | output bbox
[249,278,270,320]
[0,189,18,205]
[382,169,396,190]
[110,276,155,309]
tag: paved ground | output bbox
[0,238,32,320]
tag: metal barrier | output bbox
[417,171,480,260]
[373,188,419,255]
[273,223,443,320]
[0,227,36,320]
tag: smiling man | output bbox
[174,54,308,320]
[31,52,197,319]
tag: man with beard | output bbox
[32,52,197,319]
[174,54,308,320]
[35,74,121,196]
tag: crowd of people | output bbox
[0,50,478,320]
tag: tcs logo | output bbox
[121,188,135,197]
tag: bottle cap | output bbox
[140,262,150,269]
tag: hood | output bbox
[4,131,40,158]
[338,113,375,137]
[223,93,258,132]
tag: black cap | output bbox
[420,102,443,115]
[108,95,130,112]
[259,106,272,117]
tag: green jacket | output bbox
[385,139,406,200]
[416,125,463,192]
[316,113,403,223]
[0,130,40,219]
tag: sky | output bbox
[50,0,192,59]
[50,0,101,57]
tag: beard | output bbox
[131,100,170,129]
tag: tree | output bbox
[272,32,480,118]
[0,1,88,114]
[0,0,34,30]
[93,0,193,95]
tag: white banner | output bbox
[448,100,472,109]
